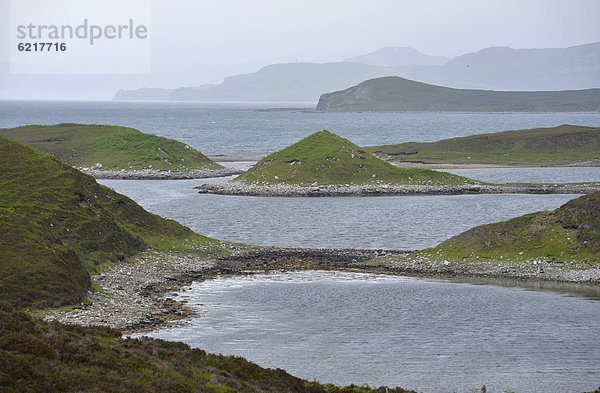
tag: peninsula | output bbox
[429,190,600,265]
[315,76,600,112]
[368,191,600,280]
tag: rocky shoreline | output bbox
[37,245,600,334]
[79,166,243,180]
[196,180,600,197]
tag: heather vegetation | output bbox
[0,136,213,307]
[0,303,414,393]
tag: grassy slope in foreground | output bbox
[0,123,222,172]
[0,304,413,393]
[421,191,600,265]
[235,130,477,186]
[364,124,600,166]
[316,76,600,112]
[0,136,212,308]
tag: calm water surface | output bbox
[2,100,600,156]
[5,101,600,391]
[446,166,600,184]
[99,177,580,250]
[137,271,600,393]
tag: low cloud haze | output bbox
[1,0,599,100]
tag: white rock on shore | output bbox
[196,181,600,197]
[79,167,243,180]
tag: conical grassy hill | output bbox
[235,130,477,186]
[424,191,600,264]
[0,137,209,308]
[1,123,222,172]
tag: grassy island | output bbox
[0,123,223,172]
[235,130,476,186]
[365,124,600,167]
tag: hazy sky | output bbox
[149,0,600,62]
[1,0,599,99]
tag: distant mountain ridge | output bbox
[116,62,400,103]
[345,47,450,67]
[113,43,600,102]
[316,76,600,112]
[391,42,600,91]
[167,62,399,102]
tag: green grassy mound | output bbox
[0,123,222,172]
[0,137,210,308]
[365,124,600,166]
[235,131,476,186]
[423,191,600,264]
[0,303,413,393]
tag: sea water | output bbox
[4,100,600,392]
[2,100,600,157]
[137,271,600,393]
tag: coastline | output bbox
[37,245,600,334]
[79,166,243,180]
[196,180,600,197]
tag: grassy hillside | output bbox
[0,123,222,172]
[0,304,413,393]
[316,76,600,112]
[0,136,209,307]
[235,131,477,186]
[364,124,600,166]
[422,191,600,265]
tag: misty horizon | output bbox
[1,0,600,100]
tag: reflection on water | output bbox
[440,276,600,301]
